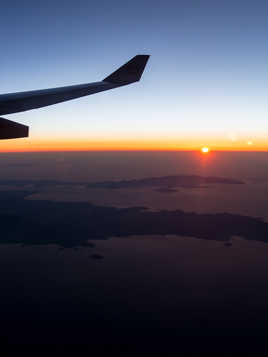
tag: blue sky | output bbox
[1,0,268,149]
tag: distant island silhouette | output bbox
[87,175,244,189]
[0,189,266,249]
[0,175,244,191]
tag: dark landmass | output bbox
[4,162,34,168]
[154,187,178,193]
[0,175,244,191]
[0,179,78,189]
[86,242,96,248]
[87,175,244,189]
[90,253,104,260]
[0,189,267,248]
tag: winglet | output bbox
[103,55,150,84]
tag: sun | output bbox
[201,146,210,153]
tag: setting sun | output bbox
[201,146,210,153]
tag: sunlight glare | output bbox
[201,146,210,153]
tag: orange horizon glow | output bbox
[0,137,267,152]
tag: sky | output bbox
[1,0,268,151]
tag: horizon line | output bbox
[0,149,268,153]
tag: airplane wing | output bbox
[0,54,149,139]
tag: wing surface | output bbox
[0,55,149,116]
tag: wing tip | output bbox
[103,54,150,84]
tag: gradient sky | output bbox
[1,0,268,151]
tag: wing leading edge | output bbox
[0,54,149,139]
